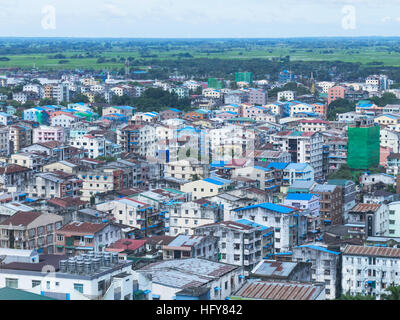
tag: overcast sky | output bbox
[1,0,400,38]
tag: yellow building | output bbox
[181,177,232,200]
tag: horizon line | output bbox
[0,35,400,40]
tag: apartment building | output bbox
[311,184,343,226]
[195,220,274,275]
[328,86,347,105]
[96,197,163,236]
[0,126,9,156]
[341,245,400,299]
[162,234,218,261]
[33,126,65,144]
[9,124,32,153]
[69,134,121,159]
[292,244,341,299]
[345,203,389,240]
[181,177,233,200]
[165,159,209,180]
[270,131,323,178]
[230,203,300,253]
[26,172,82,199]
[232,166,275,190]
[166,199,223,236]
[10,152,45,172]
[0,211,63,254]
[55,221,123,255]
[117,124,156,158]
[0,252,133,300]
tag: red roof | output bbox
[0,211,42,227]
[0,164,31,175]
[58,221,108,234]
[47,197,87,209]
[107,239,146,251]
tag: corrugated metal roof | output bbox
[350,203,381,213]
[252,260,298,278]
[233,280,323,300]
[343,245,400,258]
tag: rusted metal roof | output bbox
[233,280,323,300]
[350,203,380,213]
[343,245,400,258]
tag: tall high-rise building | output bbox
[347,117,380,169]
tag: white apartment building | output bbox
[317,81,335,93]
[230,203,300,253]
[208,126,255,162]
[51,114,81,128]
[277,90,296,102]
[341,245,400,299]
[69,134,120,159]
[165,159,209,180]
[289,103,315,117]
[387,202,400,237]
[96,198,151,230]
[0,127,9,156]
[292,244,340,300]
[195,220,274,275]
[202,88,221,99]
[0,253,134,300]
[380,129,400,153]
[10,153,45,172]
[270,131,323,178]
[166,199,223,236]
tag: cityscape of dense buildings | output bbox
[2,39,400,302]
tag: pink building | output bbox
[33,126,65,144]
[380,146,391,167]
[328,86,347,105]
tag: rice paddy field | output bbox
[0,37,400,70]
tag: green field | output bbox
[0,38,400,70]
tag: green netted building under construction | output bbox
[347,118,380,169]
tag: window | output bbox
[32,280,41,288]
[74,283,84,293]
[5,278,18,289]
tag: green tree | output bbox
[327,99,354,121]
[381,285,400,300]
[370,92,399,107]
[90,195,96,206]
[337,292,376,300]
[71,93,89,103]
[39,98,57,105]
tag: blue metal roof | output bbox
[234,203,296,214]
[286,193,315,201]
[235,219,269,231]
[203,177,231,186]
[266,162,289,170]
[253,166,271,172]
[296,244,340,255]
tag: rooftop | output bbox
[138,258,239,289]
[232,280,324,300]
[343,245,400,258]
